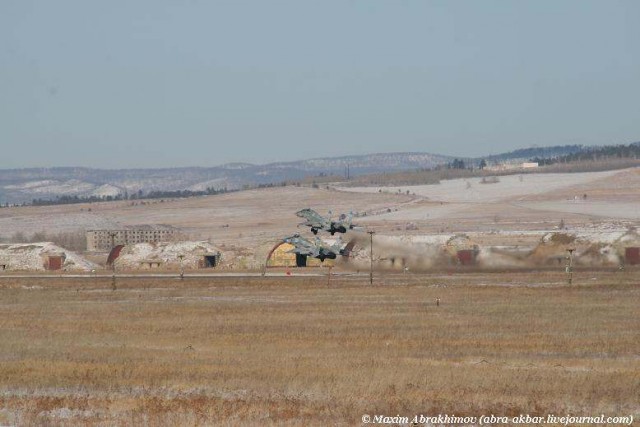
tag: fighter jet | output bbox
[296,208,356,235]
[282,234,347,262]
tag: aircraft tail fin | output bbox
[346,211,354,228]
[332,236,344,251]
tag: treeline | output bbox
[530,142,640,166]
[254,182,288,189]
[439,143,640,173]
[446,158,469,170]
[488,144,584,162]
[25,187,233,207]
[31,195,121,206]
[342,143,640,187]
[138,187,232,200]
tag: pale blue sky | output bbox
[1,1,639,168]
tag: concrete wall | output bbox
[87,227,176,251]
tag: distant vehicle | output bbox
[296,208,356,235]
[282,234,347,262]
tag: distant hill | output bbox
[483,145,587,163]
[0,152,450,204]
[1,144,636,205]
[534,142,640,166]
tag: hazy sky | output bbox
[2,1,639,168]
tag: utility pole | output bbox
[111,260,117,291]
[177,254,185,280]
[368,230,375,285]
[109,231,117,249]
[566,248,575,285]
[108,231,118,271]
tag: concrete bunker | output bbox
[200,254,219,268]
[0,243,97,272]
[445,234,479,266]
[625,247,640,265]
[266,242,334,268]
[106,245,124,267]
[45,254,66,271]
[110,241,223,270]
[456,249,478,266]
[140,260,163,269]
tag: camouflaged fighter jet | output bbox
[295,208,356,235]
[282,234,347,262]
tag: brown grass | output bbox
[0,272,639,425]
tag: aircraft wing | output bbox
[288,246,313,256]
[288,244,320,257]
[283,234,318,256]
[335,212,355,230]
[296,208,330,228]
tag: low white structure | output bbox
[0,242,98,271]
[112,241,222,270]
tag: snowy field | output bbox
[338,169,640,223]
[337,170,621,203]
[516,200,639,220]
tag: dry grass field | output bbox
[1,272,639,425]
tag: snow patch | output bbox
[338,170,621,203]
[114,241,222,270]
[90,184,123,197]
[0,242,98,271]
